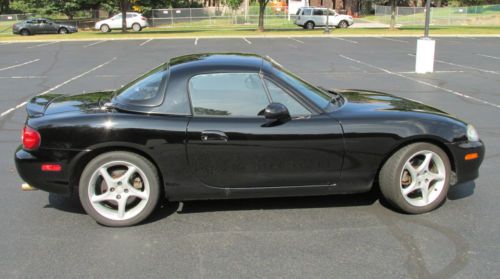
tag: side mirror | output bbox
[264,102,291,122]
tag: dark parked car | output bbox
[15,53,484,227]
[12,18,78,35]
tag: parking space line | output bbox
[0,59,40,72]
[375,37,408,43]
[140,39,153,46]
[27,41,59,49]
[194,38,198,45]
[408,54,499,75]
[476,54,500,60]
[288,37,305,44]
[84,40,106,48]
[340,54,500,110]
[243,38,252,45]
[0,57,117,119]
[330,37,358,44]
[0,76,46,79]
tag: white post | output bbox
[415,0,435,74]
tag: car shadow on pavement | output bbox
[46,192,85,214]
[178,191,379,214]
[447,181,475,200]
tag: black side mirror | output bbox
[264,102,291,123]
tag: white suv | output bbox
[294,7,354,29]
[95,12,149,32]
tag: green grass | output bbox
[0,26,498,41]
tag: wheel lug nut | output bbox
[124,189,129,193]
[116,195,121,199]
[117,182,122,185]
[110,188,115,192]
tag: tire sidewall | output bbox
[59,28,68,34]
[339,20,348,28]
[79,152,160,227]
[132,23,141,32]
[306,21,314,29]
[20,29,30,36]
[382,143,451,214]
[100,24,110,33]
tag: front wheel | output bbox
[379,142,451,214]
[79,151,160,227]
[305,21,315,30]
[100,24,110,33]
[338,20,349,28]
[58,27,68,34]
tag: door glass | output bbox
[313,9,324,16]
[189,73,269,117]
[303,9,312,16]
[264,80,310,116]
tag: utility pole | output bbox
[415,0,435,74]
[324,2,331,33]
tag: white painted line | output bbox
[0,59,40,72]
[408,53,499,75]
[461,37,479,40]
[330,37,358,44]
[194,38,198,45]
[140,39,153,46]
[375,37,408,43]
[27,41,59,49]
[397,70,465,74]
[288,37,304,44]
[243,37,252,45]
[0,76,46,79]
[339,54,500,110]
[84,40,105,48]
[476,54,500,60]
[0,57,117,119]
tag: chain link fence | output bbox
[373,4,500,26]
[150,6,296,29]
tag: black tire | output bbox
[79,151,161,227]
[20,29,30,36]
[338,20,349,28]
[305,21,315,30]
[379,142,451,214]
[100,24,110,33]
[132,23,142,32]
[58,27,68,34]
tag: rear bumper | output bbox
[15,146,72,195]
[447,140,485,185]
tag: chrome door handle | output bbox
[201,130,228,142]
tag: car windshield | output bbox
[113,64,168,107]
[271,63,338,112]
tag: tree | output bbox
[257,0,269,31]
[390,0,396,29]
[117,0,129,32]
[225,0,242,23]
[0,0,10,14]
[53,0,82,19]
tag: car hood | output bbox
[337,89,449,116]
[27,91,114,118]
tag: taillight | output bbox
[22,126,41,150]
[141,17,146,21]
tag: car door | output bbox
[43,19,58,33]
[109,14,122,28]
[330,10,341,26]
[312,9,326,26]
[186,72,344,189]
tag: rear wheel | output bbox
[20,29,30,36]
[305,21,315,30]
[338,20,349,28]
[58,27,68,34]
[379,142,451,214]
[100,24,110,33]
[132,23,142,32]
[79,151,160,227]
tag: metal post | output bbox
[424,0,431,38]
[324,5,330,33]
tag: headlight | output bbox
[466,124,479,142]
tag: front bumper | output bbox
[15,146,73,195]
[447,140,485,185]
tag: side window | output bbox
[189,73,269,117]
[126,14,135,18]
[303,9,312,16]
[313,9,324,16]
[264,79,311,116]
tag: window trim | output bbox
[262,78,312,117]
[187,71,271,118]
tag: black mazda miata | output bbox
[15,53,484,227]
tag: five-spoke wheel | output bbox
[379,142,451,214]
[79,151,160,226]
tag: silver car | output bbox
[294,7,354,29]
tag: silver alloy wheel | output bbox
[101,25,109,33]
[87,160,150,221]
[339,21,348,28]
[400,150,446,207]
[132,23,141,32]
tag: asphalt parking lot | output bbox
[0,36,499,278]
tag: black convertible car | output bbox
[15,53,484,227]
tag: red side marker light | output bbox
[41,164,62,172]
[465,153,478,161]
